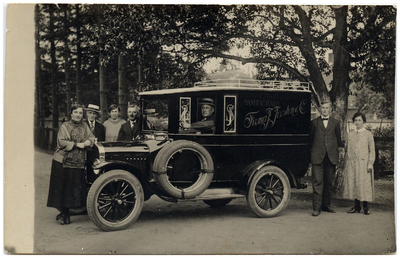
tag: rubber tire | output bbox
[153,140,214,199]
[203,199,233,207]
[87,170,144,231]
[246,166,290,218]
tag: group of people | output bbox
[47,98,376,225]
[310,101,375,216]
[87,103,143,142]
[46,102,145,225]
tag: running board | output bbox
[195,193,245,201]
[186,188,244,201]
[157,188,245,203]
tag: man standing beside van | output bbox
[84,104,105,141]
[310,100,341,216]
[117,104,142,141]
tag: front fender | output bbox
[93,160,141,174]
[92,160,154,200]
[238,160,297,191]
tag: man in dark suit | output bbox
[310,100,342,216]
[84,104,105,141]
[117,104,142,141]
[85,104,106,183]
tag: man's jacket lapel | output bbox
[326,117,334,132]
[318,117,326,131]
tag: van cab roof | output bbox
[139,79,312,96]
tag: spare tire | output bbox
[153,140,214,199]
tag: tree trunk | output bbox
[331,6,351,196]
[293,6,351,196]
[118,55,128,119]
[75,4,82,104]
[99,47,107,123]
[292,6,330,107]
[34,4,43,127]
[49,5,59,129]
[331,6,350,135]
[137,54,142,94]
[63,6,71,116]
[97,7,108,123]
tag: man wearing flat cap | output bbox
[85,104,105,141]
[182,98,215,133]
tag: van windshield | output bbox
[142,99,169,131]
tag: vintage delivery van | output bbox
[85,79,312,231]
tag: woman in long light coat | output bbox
[343,112,375,215]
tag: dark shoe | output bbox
[312,210,321,216]
[56,214,65,225]
[347,207,361,213]
[64,214,71,224]
[321,207,336,213]
[363,208,370,215]
[56,213,63,221]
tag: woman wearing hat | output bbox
[47,104,95,225]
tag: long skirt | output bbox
[342,158,374,202]
[47,159,87,210]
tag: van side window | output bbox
[179,97,191,131]
[142,99,169,131]
[224,95,236,133]
[180,97,216,134]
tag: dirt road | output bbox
[33,150,395,254]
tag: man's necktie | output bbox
[90,121,95,131]
[322,117,328,128]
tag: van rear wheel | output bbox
[246,166,290,218]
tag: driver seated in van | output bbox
[143,109,158,130]
[182,98,215,133]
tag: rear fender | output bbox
[239,160,297,191]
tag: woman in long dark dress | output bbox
[47,104,95,225]
[342,112,375,215]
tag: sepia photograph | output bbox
[4,3,396,254]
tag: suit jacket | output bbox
[117,118,142,141]
[85,120,106,141]
[310,116,342,165]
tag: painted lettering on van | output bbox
[243,99,280,106]
[243,99,307,130]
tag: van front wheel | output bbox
[87,170,144,231]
